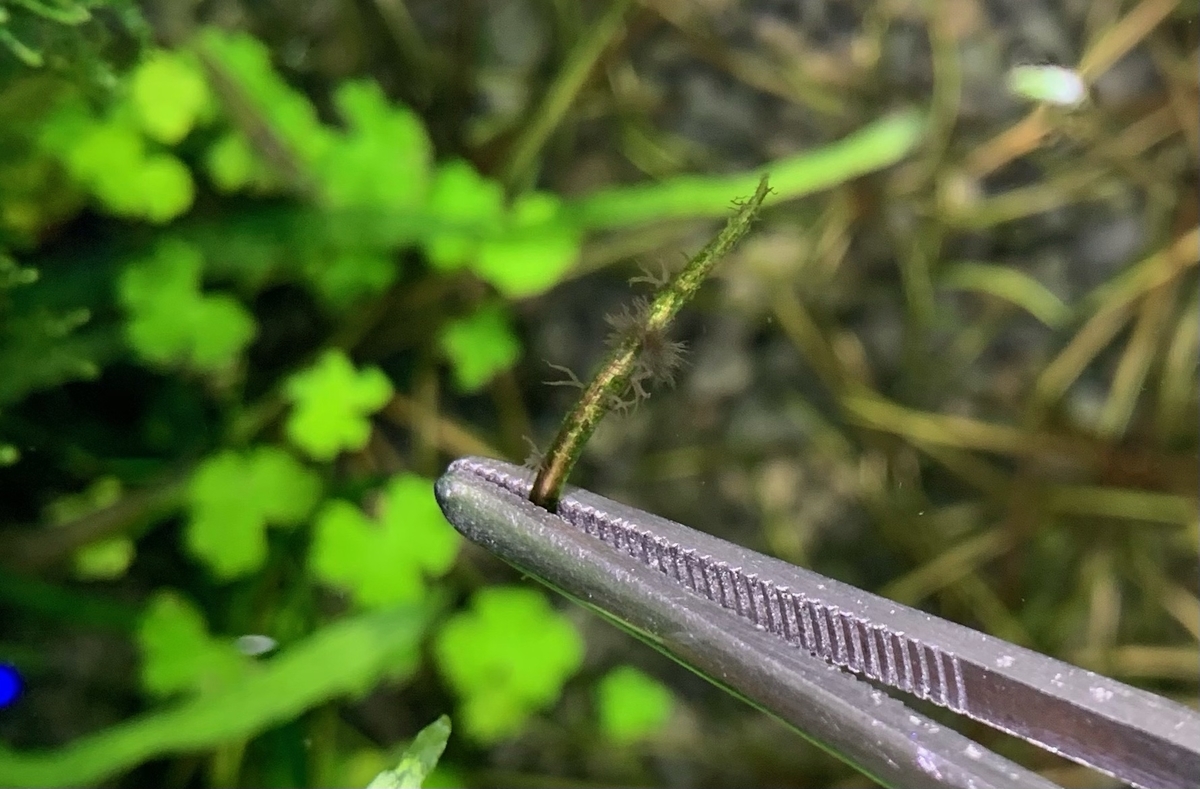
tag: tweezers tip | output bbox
[443,456,534,495]
[436,456,537,522]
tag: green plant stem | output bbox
[529,176,771,511]
[0,473,188,573]
[194,42,315,196]
[564,109,925,230]
[369,0,437,100]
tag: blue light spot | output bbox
[0,663,23,708]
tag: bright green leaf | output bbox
[55,113,195,222]
[596,665,674,743]
[132,50,213,144]
[206,132,260,192]
[186,446,322,578]
[64,118,143,188]
[138,590,247,698]
[284,350,394,461]
[317,80,432,212]
[118,239,256,370]
[422,160,504,269]
[74,537,135,580]
[64,120,152,217]
[439,304,521,391]
[434,586,584,742]
[137,153,196,223]
[475,192,580,296]
[311,474,459,609]
[188,294,258,367]
[365,715,451,789]
[249,445,325,523]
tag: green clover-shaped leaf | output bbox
[439,304,521,392]
[596,665,674,744]
[186,446,322,578]
[54,113,196,222]
[118,239,257,370]
[188,294,260,368]
[138,590,248,698]
[302,248,398,310]
[284,350,394,461]
[475,191,580,296]
[434,586,584,742]
[422,160,504,269]
[311,474,459,609]
[63,117,144,203]
[317,80,432,211]
[131,50,213,145]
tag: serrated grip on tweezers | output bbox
[440,457,1200,789]
[437,458,1065,789]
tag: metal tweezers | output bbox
[435,456,1200,789]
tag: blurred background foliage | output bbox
[0,0,1196,787]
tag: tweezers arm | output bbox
[557,478,1200,789]
[436,466,1062,789]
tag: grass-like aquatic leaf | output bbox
[366,715,452,789]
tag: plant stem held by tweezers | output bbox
[529,176,771,511]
